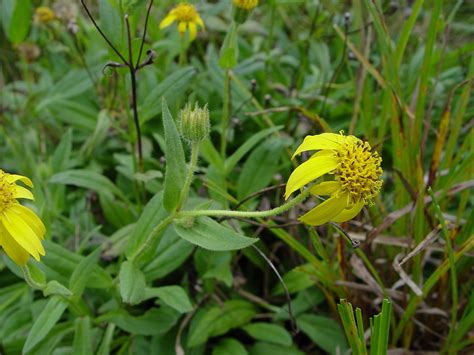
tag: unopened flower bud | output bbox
[180,103,210,143]
[232,0,259,23]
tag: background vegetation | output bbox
[0,0,473,353]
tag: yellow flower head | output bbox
[0,170,45,265]
[34,6,56,24]
[233,0,259,11]
[285,133,383,226]
[159,3,204,41]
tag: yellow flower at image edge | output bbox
[35,6,55,24]
[160,3,204,41]
[285,133,383,226]
[233,0,259,11]
[0,170,45,265]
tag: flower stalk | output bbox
[178,188,311,219]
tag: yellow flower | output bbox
[233,0,259,11]
[285,133,383,226]
[34,6,56,24]
[159,3,204,41]
[0,170,45,265]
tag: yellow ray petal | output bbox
[0,222,29,265]
[292,133,346,159]
[309,181,341,196]
[196,15,205,29]
[178,21,187,34]
[299,192,349,226]
[188,22,197,41]
[159,14,176,29]
[284,155,338,199]
[13,186,34,200]
[1,211,45,260]
[9,204,46,240]
[331,199,364,223]
[6,174,33,187]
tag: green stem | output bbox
[220,69,231,157]
[178,189,311,219]
[130,143,200,263]
[129,214,175,263]
[179,36,187,66]
[21,265,46,290]
[177,142,199,210]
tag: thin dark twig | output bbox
[136,0,154,69]
[251,245,298,334]
[80,0,129,65]
[125,14,144,171]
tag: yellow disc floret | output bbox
[35,6,56,24]
[160,3,205,41]
[0,171,15,213]
[173,3,198,22]
[233,0,259,10]
[285,132,383,226]
[336,140,383,204]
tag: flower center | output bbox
[233,0,259,10]
[0,170,15,213]
[335,140,383,203]
[174,3,198,22]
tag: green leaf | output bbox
[140,67,197,123]
[126,192,169,259]
[188,300,256,347]
[99,307,180,336]
[219,22,239,69]
[81,110,111,158]
[272,264,316,296]
[194,249,233,287]
[212,338,248,355]
[99,192,135,228]
[119,261,146,305]
[145,286,193,313]
[225,126,283,174]
[72,317,93,355]
[250,342,304,355]
[297,314,347,355]
[237,138,284,199]
[97,323,116,355]
[162,98,186,212]
[99,0,124,54]
[39,241,113,289]
[4,0,32,44]
[51,128,73,172]
[242,323,292,346]
[69,249,101,302]
[43,281,73,298]
[50,169,127,202]
[23,296,69,353]
[142,227,194,280]
[370,299,391,355]
[174,217,258,251]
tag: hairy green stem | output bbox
[220,69,231,157]
[130,143,200,263]
[179,37,187,66]
[177,143,200,210]
[178,189,311,219]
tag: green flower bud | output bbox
[180,102,210,143]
